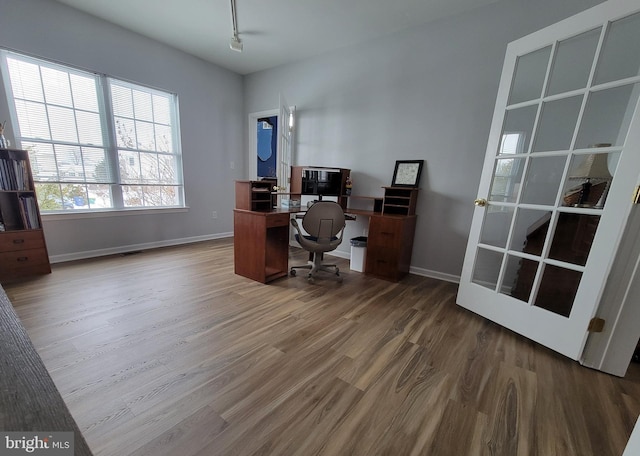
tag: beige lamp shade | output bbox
[569,153,612,180]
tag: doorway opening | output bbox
[257,116,278,179]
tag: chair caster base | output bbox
[289,266,343,284]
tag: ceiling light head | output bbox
[229,35,243,52]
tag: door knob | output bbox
[474,198,487,207]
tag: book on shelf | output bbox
[19,195,40,229]
[0,159,29,191]
[0,192,22,230]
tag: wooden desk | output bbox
[233,207,416,283]
[235,176,419,283]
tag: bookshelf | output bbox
[0,149,51,281]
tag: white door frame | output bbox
[582,186,640,376]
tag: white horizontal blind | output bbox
[110,80,182,207]
[1,50,184,211]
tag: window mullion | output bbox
[68,72,87,192]
[99,75,123,209]
[38,65,63,183]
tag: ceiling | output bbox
[54,0,501,75]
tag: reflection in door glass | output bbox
[561,153,618,209]
[534,264,582,318]
[575,83,640,149]
[498,105,538,155]
[546,28,601,96]
[509,208,551,256]
[520,155,567,206]
[532,95,583,152]
[480,206,514,248]
[548,213,600,266]
[472,248,503,291]
[489,158,524,203]
[503,255,539,303]
[594,11,640,85]
[508,46,552,105]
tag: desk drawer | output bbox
[265,213,291,228]
[0,248,50,274]
[366,246,398,275]
[0,231,46,252]
[368,217,403,248]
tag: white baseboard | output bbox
[327,250,350,260]
[289,242,460,283]
[409,266,460,283]
[49,232,234,264]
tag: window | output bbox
[0,50,184,212]
[490,132,526,202]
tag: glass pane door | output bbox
[458,2,640,361]
[474,18,640,317]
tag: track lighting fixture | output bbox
[230,35,243,52]
[229,0,243,52]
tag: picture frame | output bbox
[391,160,424,187]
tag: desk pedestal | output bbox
[234,209,290,283]
[366,214,416,282]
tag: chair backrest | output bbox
[302,201,345,242]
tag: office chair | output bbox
[290,201,346,283]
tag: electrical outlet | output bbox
[230,161,235,170]
[212,211,218,219]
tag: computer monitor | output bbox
[301,168,342,197]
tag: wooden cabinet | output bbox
[366,214,417,281]
[350,187,419,282]
[235,180,276,211]
[0,149,50,282]
[233,209,290,283]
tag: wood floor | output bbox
[4,238,640,456]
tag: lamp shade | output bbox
[569,153,612,180]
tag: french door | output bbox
[457,0,640,360]
[276,94,294,196]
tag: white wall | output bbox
[244,0,604,279]
[0,0,243,260]
[0,0,606,271]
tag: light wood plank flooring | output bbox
[4,238,640,456]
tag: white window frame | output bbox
[0,49,185,213]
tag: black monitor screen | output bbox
[301,169,342,196]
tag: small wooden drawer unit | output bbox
[0,231,51,278]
